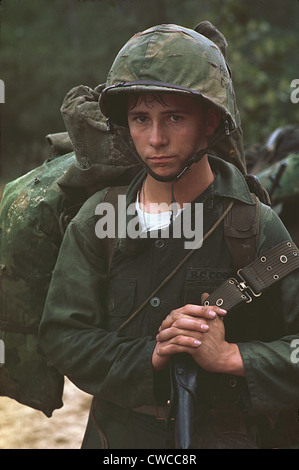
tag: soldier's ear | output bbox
[205,107,221,136]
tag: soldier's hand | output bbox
[152,295,227,371]
[153,295,244,376]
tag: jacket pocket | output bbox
[184,267,233,305]
[105,278,136,331]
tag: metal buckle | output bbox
[155,406,166,421]
[237,269,262,298]
[156,400,175,421]
[155,406,174,421]
[228,277,253,303]
[203,271,263,309]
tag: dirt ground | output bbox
[0,378,92,449]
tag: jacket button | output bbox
[229,378,237,388]
[155,239,165,248]
[150,297,161,307]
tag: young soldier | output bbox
[39,24,299,449]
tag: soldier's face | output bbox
[127,93,218,181]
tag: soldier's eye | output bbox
[135,115,148,123]
[170,115,183,122]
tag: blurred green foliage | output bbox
[1,0,298,181]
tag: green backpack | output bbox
[0,85,141,416]
[0,152,76,416]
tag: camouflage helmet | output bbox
[100,24,237,134]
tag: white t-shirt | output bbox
[135,191,182,234]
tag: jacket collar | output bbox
[208,155,255,205]
[124,155,254,209]
[116,156,254,255]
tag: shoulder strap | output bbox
[203,240,299,311]
[101,185,128,276]
[224,194,260,269]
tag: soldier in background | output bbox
[246,124,299,245]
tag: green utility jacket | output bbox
[39,156,299,449]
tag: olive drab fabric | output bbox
[250,125,299,204]
[0,86,142,415]
[46,132,73,158]
[247,124,299,174]
[59,84,142,194]
[0,153,75,416]
[100,25,237,126]
[257,153,299,205]
[194,21,246,175]
[246,125,299,246]
[256,152,299,247]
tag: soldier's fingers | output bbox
[178,303,227,318]
[159,304,227,332]
[157,322,208,343]
[171,316,209,332]
[157,336,202,356]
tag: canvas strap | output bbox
[223,194,259,269]
[101,185,128,277]
[203,240,299,311]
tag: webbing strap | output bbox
[203,240,299,311]
[223,194,259,269]
[240,241,299,293]
[101,185,128,276]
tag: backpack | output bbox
[0,152,76,416]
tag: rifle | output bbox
[168,354,199,449]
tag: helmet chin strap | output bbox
[115,127,222,225]
[137,121,229,183]
[113,117,229,186]
[115,130,209,184]
[138,146,207,184]
[109,115,230,225]
[127,145,208,224]
[142,122,229,222]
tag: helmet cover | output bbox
[100,24,237,131]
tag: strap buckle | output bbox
[155,406,169,421]
[203,275,255,308]
[226,277,253,304]
[203,241,298,312]
[236,269,263,299]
